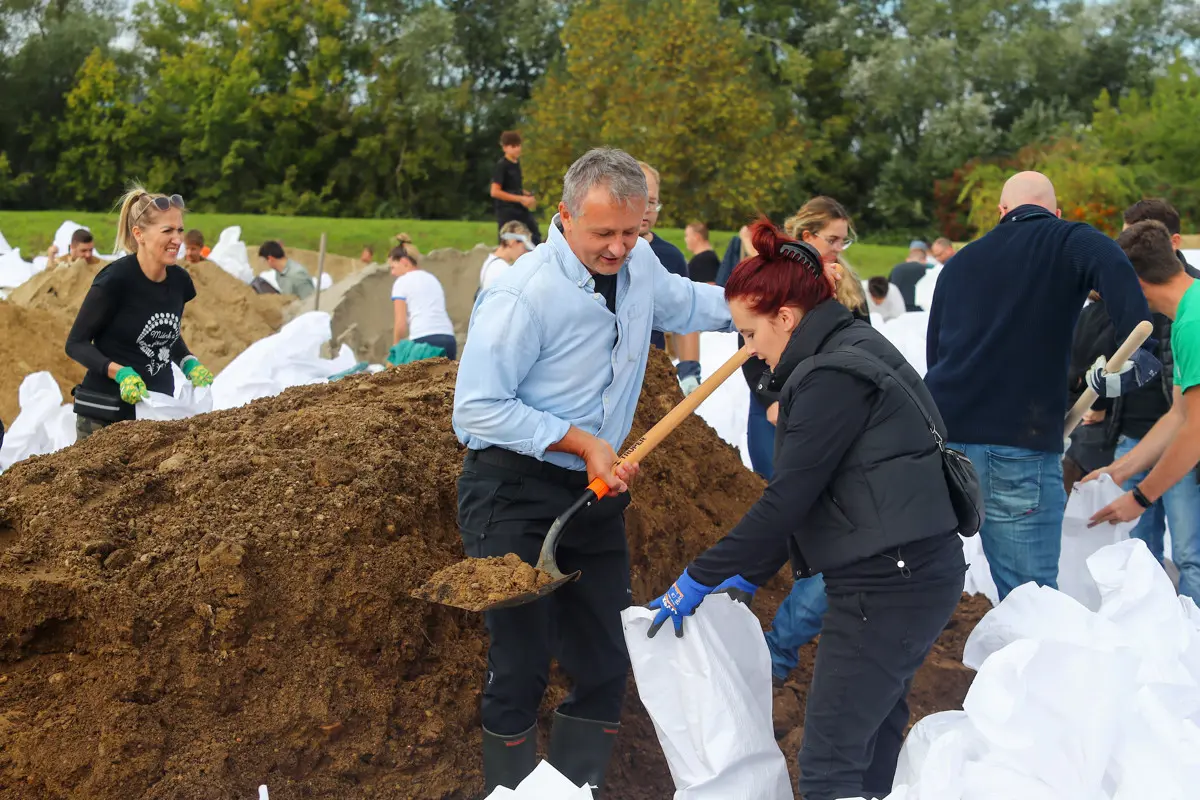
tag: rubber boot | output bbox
[546,712,620,796]
[482,724,537,794]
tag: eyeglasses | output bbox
[137,194,185,220]
[818,233,853,251]
[647,202,662,213]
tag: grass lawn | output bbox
[0,210,906,278]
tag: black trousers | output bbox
[458,449,631,735]
[797,575,965,800]
[496,209,543,246]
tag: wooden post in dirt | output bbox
[314,232,327,311]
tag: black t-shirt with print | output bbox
[67,254,196,416]
[492,157,525,220]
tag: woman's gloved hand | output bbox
[114,366,149,404]
[647,569,757,638]
[182,357,215,387]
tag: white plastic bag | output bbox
[483,761,594,799]
[210,311,356,411]
[0,372,77,472]
[914,264,942,312]
[0,228,11,253]
[208,226,255,283]
[1058,476,1136,610]
[622,596,793,800]
[693,331,751,470]
[137,364,214,421]
[0,248,35,289]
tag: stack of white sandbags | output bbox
[208,226,255,283]
[0,373,76,472]
[879,537,1200,800]
[873,311,930,376]
[211,311,356,410]
[0,248,36,297]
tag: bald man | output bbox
[924,171,1156,601]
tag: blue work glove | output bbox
[676,360,702,397]
[1085,349,1161,399]
[647,569,758,638]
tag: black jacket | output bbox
[689,300,959,586]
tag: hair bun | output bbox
[395,232,413,245]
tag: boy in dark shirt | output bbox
[490,131,542,245]
[684,221,720,284]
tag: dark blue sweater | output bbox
[925,205,1152,453]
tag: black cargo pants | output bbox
[797,575,965,800]
[458,448,632,735]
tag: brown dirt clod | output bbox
[0,349,989,800]
[414,554,559,611]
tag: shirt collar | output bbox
[1000,204,1057,225]
[548,213,622,289]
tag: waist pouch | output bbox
[71,385,124,422]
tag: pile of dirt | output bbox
[8,261,290,375]
[0,350,987,799]
[0,302,83,426]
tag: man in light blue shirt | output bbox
[453,147,732,794]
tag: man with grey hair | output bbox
[453,146,733,793]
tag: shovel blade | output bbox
[411,569,580,612]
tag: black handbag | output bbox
[71,385,125,422]
[848,348,984,537]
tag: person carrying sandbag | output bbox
[645,219,968,800]
[64,186,215,441]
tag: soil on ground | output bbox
[0,302,82,427]
[8,261,290,377]
[414,555,558,611]
[0,349,988,799]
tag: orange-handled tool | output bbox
[532,345,754,586]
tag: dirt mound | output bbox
[8,262,289,375]
[0,302,83,426]
[0,350,985,798]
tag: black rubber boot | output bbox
[482,724,537,794]
[545,712,620,797]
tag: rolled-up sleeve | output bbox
[650,262,733,335]
[453,288,572,457]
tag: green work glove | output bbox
[182,357,214,387]
[114,366,149,404]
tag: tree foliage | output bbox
[523,0,805,229]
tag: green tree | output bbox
[522,0,805,229]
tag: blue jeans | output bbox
[953,443,1066,601]
[747,392,776,480]
[413,333,457,360]
[766,574,828,681]
[1116,436,1200,603]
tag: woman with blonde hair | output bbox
[784,196,869,319]
[65,186,213,440]
[389,234,457,359]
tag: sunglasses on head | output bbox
[776,241,823,279]
[137,193,185,220]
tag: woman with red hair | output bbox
[646,219,967,800]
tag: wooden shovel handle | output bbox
[583,344,754,498]
[1064,319,1154,439]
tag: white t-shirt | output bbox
[391,269,455,340]
[479,253,510,290]
[872,282,907,322]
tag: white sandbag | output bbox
[876,312,929,376]
[1058,476,1136,610]
[622,596,793,800]
[208,226,255,283]
[0,229,11,253]
[914,264,941,313]
[210,311,356,411]
[315,272,333,290]
[0,372,77,472]
[483,761,595,799]
[257,270,281,291]
[694,331,752,470]
[137,364,214,421]
[0,248,35,289]
[961,535,999,605]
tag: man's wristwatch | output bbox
[1131,485,1154,509]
